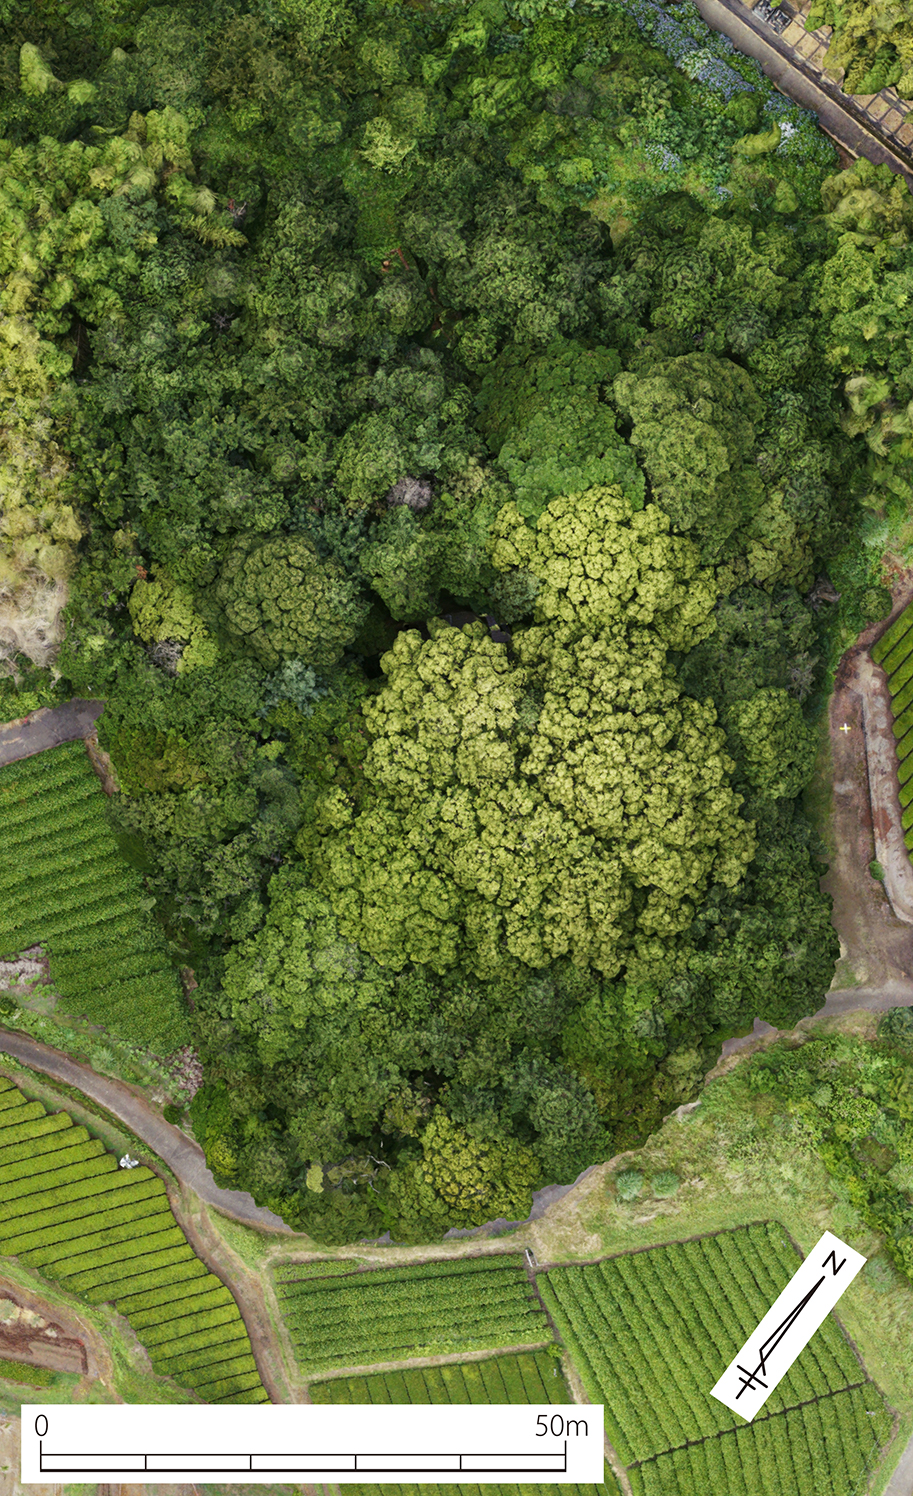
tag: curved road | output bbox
[0,1028,292,1233]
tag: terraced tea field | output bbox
[310,1349,569,1405]
[873,604,913,856]
[0,739,188,1048]
[0,1075,266,1403]
[274,1256,548,1374]
[538,1222,893,1496]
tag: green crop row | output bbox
[880,629,913,679]
[39,1218,185,1276]
[888,649,913,695]
[0,1099,46,1133]
[153,1325,257,1378]
[277,1255,525,1294]
[902,800,913,830]
[0,1152,116,1211]
[107,1256,210,1308]
[0,832,116,895]
[75,1242,199,1297]
[0,1112,80,1150]
[274,1259,368,1282]
[141,1300,242,1348]
[0,1158,150,1224]
[873,606,913,662]
[0,1113,76,1164]
[627,1385,890,1496]
[0,1137,106,1188]
[540,1225,865,1470]
[893,675,913,719]
[114,1267,220,1319]
[154,1327,254,1377]
[128,1282,233,1332]
[879,616,913,673]
[0,1356,55,1387]
[894,703,913,741]
[899,754,913,789]
[13,1206,180,1268]
[311,1351,569,1406]
[0,1171,162,1244]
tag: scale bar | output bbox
[40,1446,568,1477]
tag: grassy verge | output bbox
[0,1053,176,1184]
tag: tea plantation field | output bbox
[873,603,913,856]
[310,1349,569,1405]
[0,740,188,1048]
[538,1223,893,1496]
[275,1223,894,1496]
[0,1075,266,1403]
[274,1256,548,1375]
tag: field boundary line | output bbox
[625,1379,875,1470]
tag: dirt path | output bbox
[818,591,913,989]
[0,699,104,768]
[0,1029,292,1234]
[161,1188,295,1405]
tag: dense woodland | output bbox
[1,0,912,1243]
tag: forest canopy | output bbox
[0,0,902,1241]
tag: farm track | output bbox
[0,1030,292,1234]
[0,700,104,768]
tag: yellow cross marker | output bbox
[839,723,851,734]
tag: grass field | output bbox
[538,1222,893,1495]
[0,1075,266,1403]
[0,740,188,1048]
[309,1350,570,1405]
[274,1256,549,1375]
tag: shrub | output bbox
[650,1170,681,1198]
[615,1169,644,1201]
[878,1008,913,1050]
[162,1103,183,1124]
[869,861,886,881]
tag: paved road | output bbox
[0,698,105,767]
[691,0,913,191]
[0,1028,293,1234]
